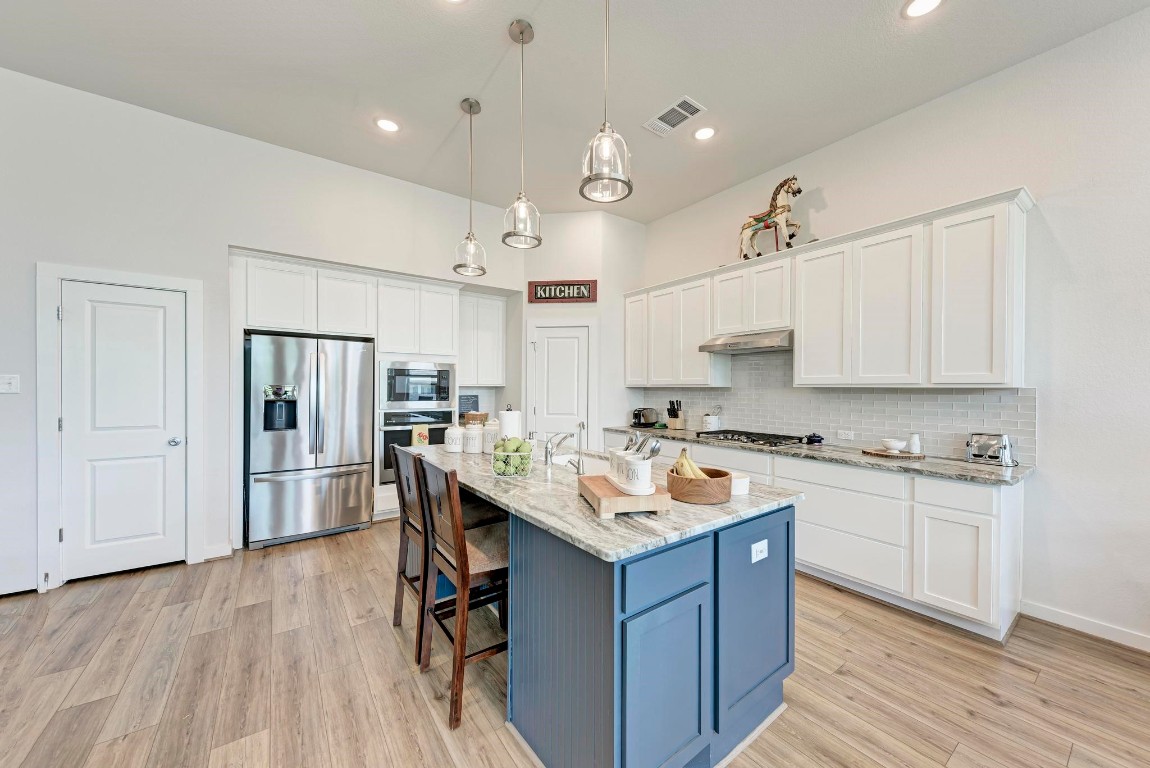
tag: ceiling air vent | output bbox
[642,96,707,137]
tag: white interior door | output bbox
[61,281,187,579]
[529,325,589,440]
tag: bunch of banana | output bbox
[671,448,709,479]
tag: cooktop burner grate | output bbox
[695,430,804,447]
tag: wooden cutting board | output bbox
[578,475,672,520]
[861,447,926,460]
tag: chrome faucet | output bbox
[566,421,587,475]
[543,432,573,466]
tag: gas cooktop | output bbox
[695,430,804,447]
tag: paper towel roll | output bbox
[497,410,523,440]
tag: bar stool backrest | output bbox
[419,461,469,580]
[391,445,425,537]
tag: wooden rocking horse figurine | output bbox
[738,175,803,259]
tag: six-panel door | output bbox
[623,583,713,768]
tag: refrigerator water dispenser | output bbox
[262,385,298,431]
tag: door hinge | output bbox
[58,417,63,432]
[58,528,63,543]
[43,572,49,585]
[56,306,62,321]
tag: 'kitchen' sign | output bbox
[527,280,598,304]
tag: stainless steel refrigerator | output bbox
[245,333,374,548]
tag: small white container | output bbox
[463,424,483,454]
[444,424,464,453]
[611,449,636,480]
[623,455,653,491]
[730,472,750,496]
[702,413,721,431]
[907,433,922,454]
[482,419,501,454]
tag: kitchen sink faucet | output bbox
[567,422,587,475]
[543,431,573,466]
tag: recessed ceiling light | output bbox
[694,127,716,141]
[903,0,942,18]
[375,118,400,132]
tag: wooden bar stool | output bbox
[390,445,505,664]
[416,459,509,730]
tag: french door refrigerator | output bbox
[245,332,374,548]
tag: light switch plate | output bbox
[751,539,769,564]
[0,375,19,394]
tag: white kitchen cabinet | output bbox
[930,203,1025,386]
[377,278,459,357]
[710,258,792,337]
[640,280,730,388]
[317,269,376,336]
[676,279,717,385]
[711,271,748,336]
[646,288,677,387]
[794,243,852,385]
[245,259,317,332]
[851,226,925,385]
[913,504,996,624]
[624,294,649,386]
[458,293,505,386]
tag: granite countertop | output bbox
[604,427,1036,486]
[413,445,803,562]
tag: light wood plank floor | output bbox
[2,522,1148,767]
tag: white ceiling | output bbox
[1,0,1146,222]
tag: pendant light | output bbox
[502,20,542,249]
[578,0,632,203]
[454,98,487,277]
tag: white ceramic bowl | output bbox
[881,438,908,453]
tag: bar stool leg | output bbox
[498,594,508,631]
[448,590,471,730]
[392,526,409,627]
[418,559,439,673]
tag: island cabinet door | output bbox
[622,584,713,768]
[713,507,795,758]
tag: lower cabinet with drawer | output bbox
[773,458,1023,641]
[509,507,796,768]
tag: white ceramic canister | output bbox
[730,472,750,496]
[482,419,501,454]
[444,424,464,453]
[907,433,922,453]
[623,456,653,490]
[612,449,637,481]
[702,413,721,431]
[463,424,483,454]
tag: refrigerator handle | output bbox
[308,352,317,455]
[317,351,327,455]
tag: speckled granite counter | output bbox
[604,426,1035,486]
[413,445,802,562]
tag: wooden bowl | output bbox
[666,467,732,504]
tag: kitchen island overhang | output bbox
[412,446,802,768]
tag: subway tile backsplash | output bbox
[643,354,1037,465]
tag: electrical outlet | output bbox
[837,430,855,441]
[751,539,769,564]
[0,375,19,394]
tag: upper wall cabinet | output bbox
[458,293,506,387]
[246,259,318,332]
[378,278,459,357]
[633,278,731,388]
[931,203,1025,386]
[794,243,852,386]
[713,257,793,336]
[852,226,925,385]
[624,294,649,386]
[317,269,376,336]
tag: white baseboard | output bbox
[1021,600,1150,653]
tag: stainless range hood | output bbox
[699,330,793,354]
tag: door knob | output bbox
[168,437,183,446]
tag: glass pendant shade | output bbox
[454,232,487,276]
[502,193,541,248]
[579,122,632,202]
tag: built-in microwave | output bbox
[378,409,453,483]
[382,361,455,410]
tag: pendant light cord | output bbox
[519,32,526,193]
[603,0,609,126]
[468,109,474,235]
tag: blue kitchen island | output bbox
[416,446,802,768]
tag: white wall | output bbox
[0,68,524,593]
[642,10,1150,648]
[523,212,646,449]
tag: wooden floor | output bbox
[0,524,1147,768]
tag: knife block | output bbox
[666,417,685,430]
